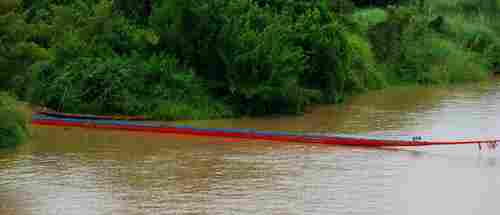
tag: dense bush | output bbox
[401,35,488,83]
[0,3,50,97]
[149,0,373,114]
[0,0,20,15]
[349,8,387,32]
[484,42,500,71]
[366,2,493,84]
[429,0,500,15]
[328,0,356,14]
[345,32,386,88]
[368,6,416,63]
[30,53,230,119]
[112,0,153,22]
[439,13,498,52]
[216,5,310,114]
[292,9,355,103]
[0,0,498,120]
[0,92,27,148]
[422,0,500,74]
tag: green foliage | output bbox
[0,11,50,97]
[350,8,387,33]
[150,0,359,114]
[0,0,20,15]
[292,9,353,103]
[428,0,500,15]
[328,0,356,14]
[401,35,488,84]
[440,13,499,52]
[484,42,500,70]
[252,0,331,15]
[422,0,500,73]
[368,6,417,63]
[23,0,230,119]
[0,92,27,148]
[112,0,153,23]
[30,53,229,118]
[219,5,310,114]
[345,32,386,89]
[0,0,498,121]
[366,3,492,84]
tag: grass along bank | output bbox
[349,0,495,85]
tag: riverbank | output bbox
[1,0,499,120]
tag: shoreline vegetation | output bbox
[1,0,499,127]
[0,92,27,148]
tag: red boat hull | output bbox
[31,112,498,147]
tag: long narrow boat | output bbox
[36,110,147,121]
[31,112,499,148]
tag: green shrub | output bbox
[328,0,356,14]
[484,42,500,71]
[0,11,51,98]
[345,32,386,89]
[0,0,20,15]
[112,0,153,23]
[367,4,490,84]
[292,9,354,103]
[3,0,497,121]
[350,8,388,33]
[30,53,229,119]
[368,6,416,64]
[151,0,352,114]
[0,92,27,148]
[218,3,312,115]
[428,0,500,15]
[226,47,306,114]
[401,35,488,84]
[423,0,500,73]
[443,13,499,52]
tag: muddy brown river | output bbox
[1,79,500,215]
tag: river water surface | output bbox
[1,79,500,215]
